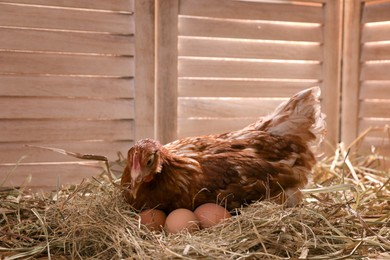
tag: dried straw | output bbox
[1,130,389,259]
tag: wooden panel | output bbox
[322,0,342,149]
[179,37,322,61]
[360,81,390,99]
[362,23,390,42]
[175,0,332,144]
[179,0,323,23]
[359,100,390,118]
[155,0,179,143]
[0,28,134,55]
[1,0,134,12]
[0,52,134,76]
[179,17,323,42]
[341,0,362,146]
[0,120,134,142]
[178,98,286,118]
[179,59,322,79]
[0,76,134,98]
[0,163,105,188]
[179,79,318,97]
[362,2,390,23]
[0,141,132,163]
[0,97,134,119]
[361,43,390,61]
[343,0,390,154]
[134,0,156,140]
[0,4,134,34]
[361,63,390,80]
[178,118,256,138]
[0,0,138,188]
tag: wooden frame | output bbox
[322,0,344,150]
[341,0,363,146]
[155,0,179,144]
[134,0,156,141]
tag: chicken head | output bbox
[122,139,163,199]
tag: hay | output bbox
[1,137,389,259]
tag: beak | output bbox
[130,151,142,199]
[130,169,142,199]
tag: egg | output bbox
[139,209,166,231]
[164,208,200,234]
[194,203,231,229]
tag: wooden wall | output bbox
[342,0,390,154]
[0,0,155,187]
[156,0,342,150]
[1,0,389,189]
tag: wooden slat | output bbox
[362,0,390,4]
[178,118,256,138]
[359,118,390,129]
[179,37,322,61]
[359,118,390,137]
[360,81,390,99]
[155,0,179,144]
[322,0,342,149]
[361,63,390,80]
[0,76,134,98]
[359,100,390,118]
[0,28,134,55]
[179,59,322,79]
[0,52,134,76]
[0,141,132,163]
[0,97,134,119]
[0,4,134,34]
[134,0,156,141]
[179,17,323,42]
[1,0,134,12]
[362,23,390,42]
[0,163,105,188]
[362,2,390,23]
[341,0,362,146]
[178,98,286,118]
[0,120,134,142]
[179,0,323,23]
[279,0,326,2]
[361,43,390,61]
[179,79,318,97]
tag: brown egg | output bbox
[139,209,166,231]
[194,203,231,229]
[165,208,200,234]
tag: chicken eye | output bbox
[146,154,154,167]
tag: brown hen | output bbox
[121,87,326,213]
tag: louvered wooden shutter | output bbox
[342,0,390,154]
[156,0,342,150]
[0,0,155,188]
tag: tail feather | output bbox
[252,87,326,152]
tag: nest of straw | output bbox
[1,134,389,259]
